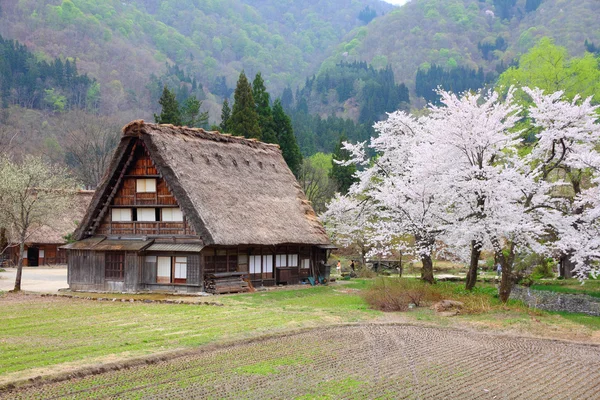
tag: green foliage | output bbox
[231,71,261,139]
[180,96,208,128]
[358,6,377,24]
[220,98,231,132]
[416,64,492,104]
[273,99,302,176]
[300,61,409,124]
[252,72,277,144]
[329,135,357,194]
[531,259,556,280]
[154,86,181,125]
[0,34,94,111]
[497,37,600,103]
[154,85,208,127]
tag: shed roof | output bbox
[76,121,330,247]
[14,190,94,245]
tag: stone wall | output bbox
[510,286,600,316]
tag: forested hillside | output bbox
[0,0,392,119]
[323,0,600,103]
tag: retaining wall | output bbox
[510,286,600,316]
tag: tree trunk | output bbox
[465,240,481,290]
[497,243,516,303]
[14,240,24,292]
[559,253,575,279]
[420,253,435,284]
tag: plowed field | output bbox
[3,324,599,399]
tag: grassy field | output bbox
[0,286,378,384]
[1,279,599,388]
[531,278,600,298]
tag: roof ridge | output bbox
[122,120,281,149]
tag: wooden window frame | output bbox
[156,255,187,284]
[136,178,157,193]
[105,252,125,280]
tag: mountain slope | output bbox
[320,0,600,99]
[0,0,393,118]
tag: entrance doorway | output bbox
[27,247,39,267]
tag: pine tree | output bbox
[230,71,261,139]
[220,98,231,132]
[329,135,357,194]
[273,99,302,176]
[154,86,181,125]
[252,72,278,144]
[180,96,208,127]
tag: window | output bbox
[288,254,299,267]
[249,255,261,274]
[156,256,187,284]
[136,178,156,193]
[174,257,187,283]
[105,252,125,279]
[137,208,156,222]
[162,208,183,222]
[276,254,287,267]
[111,208,132,222]
[301,259,310,269]
[39,249,45,258]
[276,254,298,267]
[263,255,273,274]
[157,256,171,283]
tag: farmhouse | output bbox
[4,190,93,266]
[65,120,332,293]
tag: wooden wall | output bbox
[95,147,195,236]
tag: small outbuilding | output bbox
[4,190,93,266]
[64,121,332,293]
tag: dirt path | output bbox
[3,324,599,399]
[0,267,67,293]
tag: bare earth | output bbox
[3,324,599,399]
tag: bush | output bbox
[356,268,377,279]
[531,258,556,279]
[363,278,443,312]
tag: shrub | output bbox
[356,268,377,279]
[363,278,443,311]
[531,258,556,279]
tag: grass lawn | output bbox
[1,279,599,387]
[0,286,379,384]
[530,278,600,298]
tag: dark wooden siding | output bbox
[187,254,201,285]
[68,249,105,289]
[124,252,138,291]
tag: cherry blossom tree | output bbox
[323,112,450,283]
[523,88,600,280]
[323,87,600,297]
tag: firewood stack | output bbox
[204,272,249,294]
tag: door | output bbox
[27,247,39,267]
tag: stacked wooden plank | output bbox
[204,272,249,294]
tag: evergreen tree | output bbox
[329,135,357,194]
[230,71,261,139]
[273,99,302,176]
[220,98,231,132]
[154,86,181,125]
[252,72,278,144]
[180,96,208,127]
[281,87,294,112]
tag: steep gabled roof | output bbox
[75,121,330,246]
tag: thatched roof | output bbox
[20,190,94,245]
[76,121,330,246]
